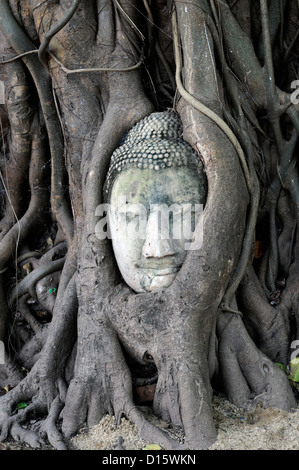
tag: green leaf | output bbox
[143,444,162,450]
[275,362,287,372]
[16,402,28,409]
[288,358,299,383]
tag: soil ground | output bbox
[1,390,298,451]
[70,393,299,451]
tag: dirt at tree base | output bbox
[70,394,299,451]
[0,393,298,451]
[210,394,299,450]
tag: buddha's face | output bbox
[108,166,204,293]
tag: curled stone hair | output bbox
[103,111,207,201]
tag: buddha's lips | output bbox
[136,265,181,275]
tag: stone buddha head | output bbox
[103,112,207,293]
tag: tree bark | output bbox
[0,0,298,450]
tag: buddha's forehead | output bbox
[110,166,203,207]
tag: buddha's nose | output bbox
[142,209,179,258]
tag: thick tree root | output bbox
[0,0,298,453]
[0,272,77,449]
[0,385,50,448]
[40,379,68,450]
[217,312,296,411]
[127,406,184,450]
[0,366,72,449]
[238,264,290,364]
[9,422,43,449]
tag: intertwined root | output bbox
[0,301,297,450]
[217,312,296,411]
[0,0,298,452]
[0,370,68,449]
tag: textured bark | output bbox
[0,0,298,451]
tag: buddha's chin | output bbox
[141,271,178,292]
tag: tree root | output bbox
[0,56,34,239]
[127,406,184,450]
[14,295,49,369]
[8,257,66,309]
[0,393,47,448]
[1,373,69,450]
[238,264,290,364]
[0,0,298,453]
[0,110,50,273]
[0,0,74,245]
[277,189,296,278]
[217,311,296,411]
[0,272,77,448]
[9,422,43,449]
[40,378,68,450]
[41,396,67,450]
